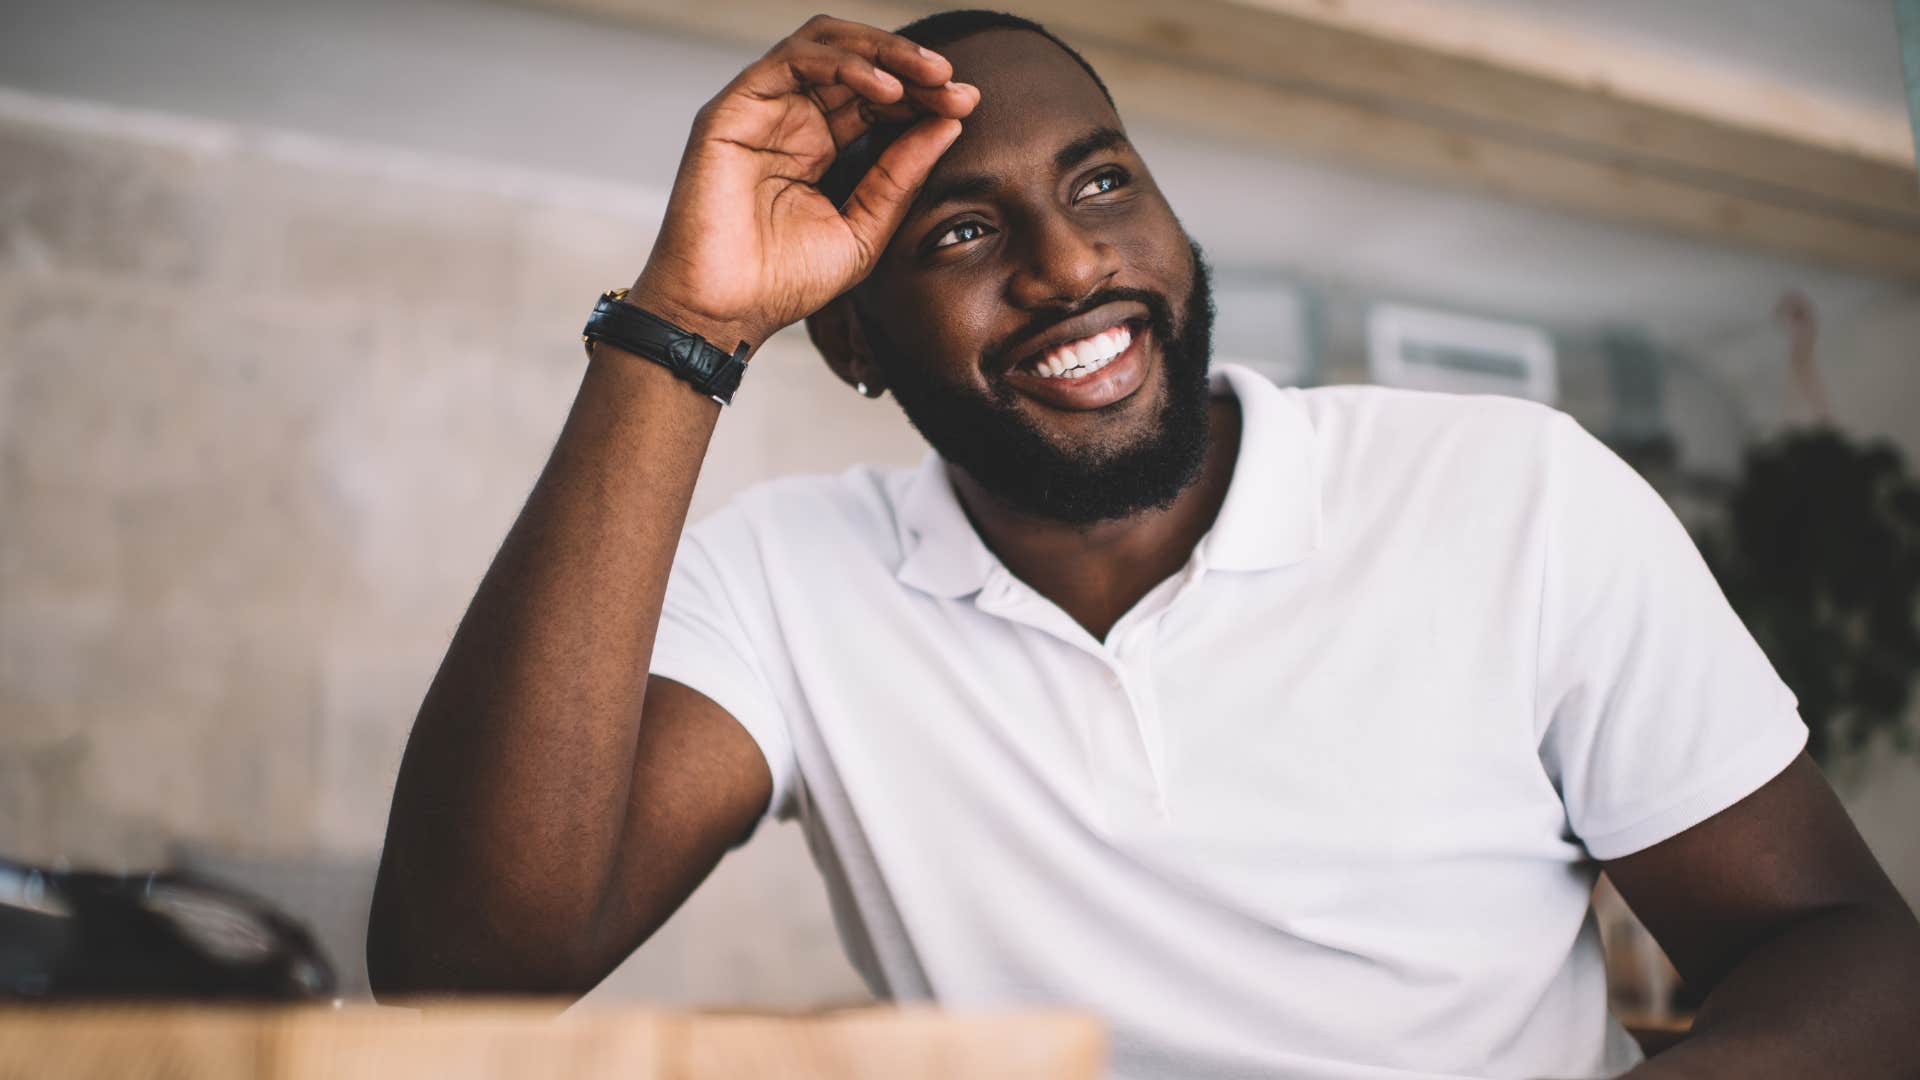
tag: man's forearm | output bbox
[368,350,720,995]
[1628,899,1920,1078]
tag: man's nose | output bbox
[1006,213,1121,310]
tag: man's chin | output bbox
[966,400,1205,524]
[1015,400,1169,470]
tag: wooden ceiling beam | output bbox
[523,0,1920,279]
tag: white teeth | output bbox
[1027,324,1135,379]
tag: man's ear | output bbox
[806,293,887,399]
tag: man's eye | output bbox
[932,221,992,249]
[1074,169,1128,201]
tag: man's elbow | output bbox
[365,941,594,1005]
[364,899,599,1004]
[364,932,425,1005]
[363,903,460,1003]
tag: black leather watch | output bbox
[581,288,751,405]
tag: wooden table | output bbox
[0,1002,1106,1079]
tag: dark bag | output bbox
[0,857,334,1001]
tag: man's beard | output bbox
[868,240,1216,526]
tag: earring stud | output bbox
[856,381,869,397]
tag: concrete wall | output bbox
[3,0,1919,1008]
[0,87,892,1003]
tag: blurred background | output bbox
[3,0,1918,1025]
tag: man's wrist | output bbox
[582,285,752,404]
[622,275,765,360]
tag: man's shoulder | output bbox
[1294,382,1563,436]
[1292,383,1567,478]
[1276,384,1574,539]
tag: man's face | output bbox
[850,28,1215,525]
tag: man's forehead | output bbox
[934,28,1121,170]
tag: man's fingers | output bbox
[902,79,978,119]
[802,15,952,88]
[818,78,976,150]
[819,92,889,152]
[840,116,963,266]
[735,17,952,104]
[739,39,903,106]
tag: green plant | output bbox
[1698,428,1920,764]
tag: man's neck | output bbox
[948,394,1243,643]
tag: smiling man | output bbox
[368,11,1920,1079]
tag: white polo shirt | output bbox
[650,365,1806,1080]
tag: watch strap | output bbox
[581,288,750,404]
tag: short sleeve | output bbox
[650,513,799,839]
[1535,414,1806,861]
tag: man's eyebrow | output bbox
[909,126,1133,221]
[1054,125,1130,173]
[913,171,1001,218]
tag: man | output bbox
[368,10,1920,1078]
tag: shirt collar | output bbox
[893,363,1322,598]
[894,450,1000,599]
[1199,363,1323,573]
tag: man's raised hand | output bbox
[629,16,977,352]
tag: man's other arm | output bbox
[1606,753,1920,1077]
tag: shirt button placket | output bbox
[1103,628,1168,821]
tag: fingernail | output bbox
[918,46,942,62]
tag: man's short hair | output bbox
[817,10,1114,209]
